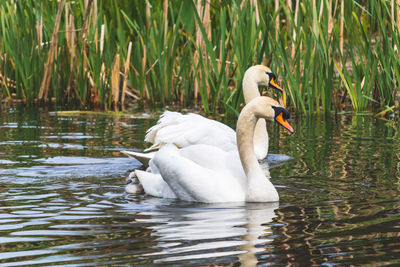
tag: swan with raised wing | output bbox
[132,96,293,203]
[122,65,283,165]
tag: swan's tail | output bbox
[120,150,155,167]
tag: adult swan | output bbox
[122,65,283,165]
[133,96,293,203]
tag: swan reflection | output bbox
[135,200,278,264]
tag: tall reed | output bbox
[0,0,399,115]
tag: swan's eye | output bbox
[265,72,276,80]
[282,108,290,120]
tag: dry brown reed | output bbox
[121,42,132,111]
[111,54,120,110]
[38,0,65,102]
[193,0,210,101]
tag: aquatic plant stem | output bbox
[38,0,65,102]
[121,42,132,111]
[66,0,93,105]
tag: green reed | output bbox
[0,0,399,115]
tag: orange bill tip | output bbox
[275,113,294,133]
[269,78,283,92]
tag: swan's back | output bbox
[145,111,237,152]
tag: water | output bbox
[1,106,400,266]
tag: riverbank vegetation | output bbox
[1,0,399,115]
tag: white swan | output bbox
[132,96,293,203]
[122,65,283,164]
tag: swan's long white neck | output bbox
[242,67,262,104]
[236,98,279,202]
[236,104,266,179]
[242,67,269,159]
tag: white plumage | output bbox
[133,96,293,203]
[145,111,237,152]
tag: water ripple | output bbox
[1,110,400,266]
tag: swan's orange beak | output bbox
[269,78,283,92]
[275,113,294,133]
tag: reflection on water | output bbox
[139,202,278,265]
[1,106,400,265]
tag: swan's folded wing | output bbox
[145,111,185,144]
[153,144,245,203]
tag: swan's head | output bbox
[251,96,294,133]
[243,65,283,93]
[125,172,144,194]
[271,105,294,133]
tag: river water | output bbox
[0,106,399,266]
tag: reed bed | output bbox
[0,0,399,115]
